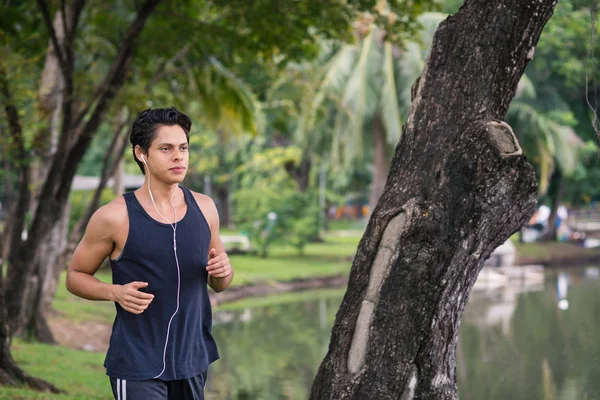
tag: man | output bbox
[66,107,233,399]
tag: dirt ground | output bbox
[49,317,112,353]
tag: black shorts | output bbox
[109,372,207,400]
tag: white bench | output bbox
[221,235,252,252]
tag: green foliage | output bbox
[233,187,286,257]
[564,141,600,204]
[529,0,600,143]
[233,147,321,256]
[233,188,320,257]
[501,0,600,203]
[301,12,445,170]
[277,190,321,256]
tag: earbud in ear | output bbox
[141,155,146,164]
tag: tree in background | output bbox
[233,146,321,256]
[507,75,586,240]
[509,0,600,238]
[302,11,446,213]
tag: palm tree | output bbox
[507,75,585,239]
[302,12,447,212]
[186,56,265,137]
[508,75,583,195]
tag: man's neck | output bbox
[140,178,182,208]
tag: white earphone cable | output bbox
[143,157,181,380]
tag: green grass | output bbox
[326,219,366,231]
[3,340,112,400]
[53,269,116,324]
[229,235,359,286]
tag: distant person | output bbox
[527,204,551,232]
[556,204,568,227]
[536,204,551,228]
[66,108,233,400]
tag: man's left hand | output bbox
[206,248,232,279]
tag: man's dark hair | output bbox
[130,107,192,174]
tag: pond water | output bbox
[206,267,600,399]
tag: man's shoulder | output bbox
[188,189,216,209]
[186,189,218,226]
[90,196,128,227]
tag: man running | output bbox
[66,107,233,399]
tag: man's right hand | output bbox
[114,281,154,314]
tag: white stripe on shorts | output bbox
[117,378,121,400]
[122,379,126,400]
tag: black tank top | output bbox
[104,186,219,381]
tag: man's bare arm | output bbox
[66,205,154,314]
[195,194,234,292]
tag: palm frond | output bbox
[508,100,584,194]
[293,45,358,142]
[537,140,554,195]
[188,57,265,137]
[552,124,584,176]
[340,30,381,159]
[380,41,403,145]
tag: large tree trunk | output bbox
[0,277,61,393]
[22,205,70,343]
[310,1,555,399]
[368,112,388,213]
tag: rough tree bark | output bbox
[23,206,69,343]
[310,1,557,399]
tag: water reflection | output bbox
[206,269,600,400]
[459,267,600,400]
[206,293,341,399]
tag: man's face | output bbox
[146,124,189,183]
